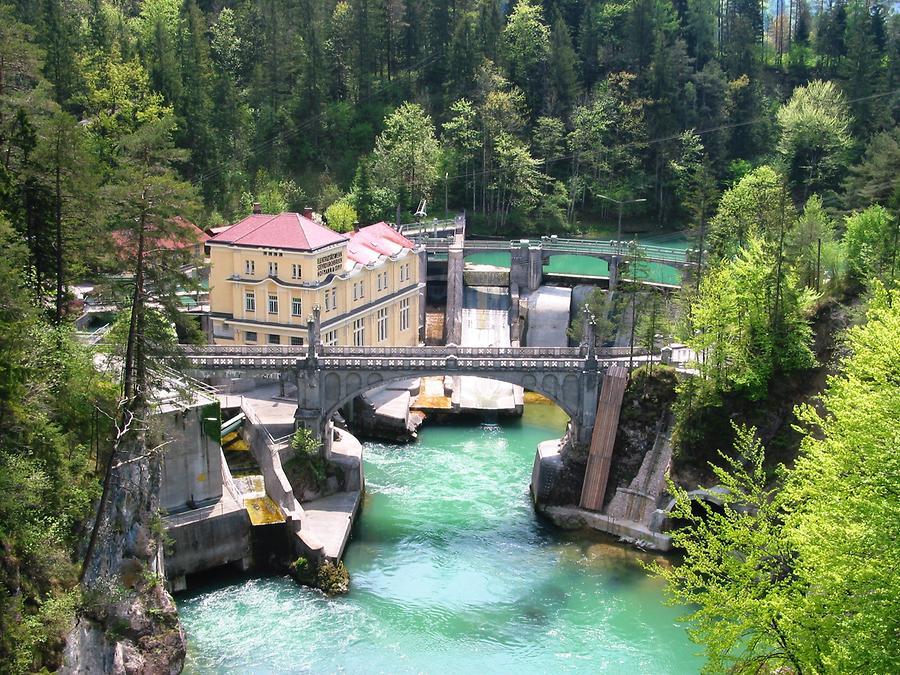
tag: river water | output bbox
[177,402,702,674]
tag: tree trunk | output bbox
[54,132,64,325]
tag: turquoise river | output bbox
[177,403,703,674]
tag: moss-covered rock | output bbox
[316,561,350,596]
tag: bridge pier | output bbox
[608,256,619,290]
[509,241,543,293]
[444,241,464,344]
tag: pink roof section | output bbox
[112,216,208,255]
[209,212,348,252]
[346,222,415,265]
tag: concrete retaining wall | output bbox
[165,507,252,579]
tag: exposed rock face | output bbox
[61,426,186,674]
[535,368,678,511]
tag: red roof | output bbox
[347,222,415,265]
[209,212,347,251]
[112,216,209,256]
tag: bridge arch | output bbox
[318,368,583,432]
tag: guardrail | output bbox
[422,237,693,264]
[176,344,643,359]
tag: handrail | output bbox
[175,344,645,358]
[422,237,692,264]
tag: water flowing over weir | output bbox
[176,404,702,674]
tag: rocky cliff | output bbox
[61,426,185,674]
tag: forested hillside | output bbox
[4,0,898,246]
[0,0,898,672]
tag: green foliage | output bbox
[0,219,116,673]
[324,199,358,232]
[707,166,792,260]
[240,173,307,216]
[843,128,900,209]
[842,204,899,290]
[316,560,350,596]
[654,425,807,673]
[373,103,441,215]
[786,194,844,292]
[567,289,617,346]
[659,289,900,673]
[776,80,853,198]
[288,427,326,487]
[784,285,900,672]
[686,237,815,399]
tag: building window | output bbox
[377,308,388,342]
[291,297,302,317]
[324,290,331,312]
[353,318,365,346]
[400,298,410,332]
[268,294,278,314]
[268,261,278,277]
[245,292,256,312]
[246,331,257,342]
[324,330,338,346]
[331,288,337,311]
[291,336,304,346]
[267,333,280,345]
[400,263,409,282]
[245,260,255,275]
[292,264,301,279]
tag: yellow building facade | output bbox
[207,211,424,347]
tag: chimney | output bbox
[303,207,313,220]
[252,201,261,214]
[352,221,360,233]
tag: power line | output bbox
[440,87,900,184]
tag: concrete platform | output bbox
[302,491,361,561]
[221,383,296,440]
[541,504,672,551]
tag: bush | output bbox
[316,561,350,596]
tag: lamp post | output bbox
[597,194,647,254]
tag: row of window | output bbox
[245,292,303,317]
[238,297,411,346]
[245,291,413,329]
[243,331,304,346]
[243,258,414,283]
[244,260,303,280]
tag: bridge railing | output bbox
[319,345,583,359]
[175,344,645,359]
[422,236,694,265]
[179,345,307,356]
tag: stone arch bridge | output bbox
[180,324,638,451]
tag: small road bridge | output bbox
[177,318,679,452]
